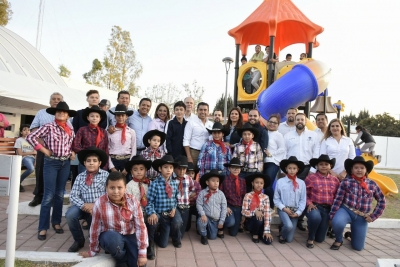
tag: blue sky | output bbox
[6,0,400,119]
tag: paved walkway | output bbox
[1,184,400,267]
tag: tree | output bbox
[357,108,370,122]
[341,109,370,126]
[0,0,12,26]
[358,113,400,137]
[142,83,182,113]
[182,80,205,111]
[58,64,71,78]
[83,26,142,95]
[213,94,234,115]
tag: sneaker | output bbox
[201,236,208,245]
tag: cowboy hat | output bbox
[174,155,189,168]
[46,101,77,117]
[280,156,305,174]
[200,169,225,189]
[109,104,134,116]
[82,106,107,123]
[310,154,336,169]
[223,157,244,168]
[236,123,259,139]
[143,130,166,147]
[344,156,374,175]
[99,99,111,107]
[124,155,152,172]
[207,122,230,136]
[77,146,108,168]
[152,155,179,172]
[186,162,199,174]
[245,173,271,189]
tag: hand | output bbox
[70,152,76,161]
[289,212,298,218]
[217,223,223,229]
[307,204,317,213]
[283,207,293,216]
[32,150,37,155]
[148,214,158,225]
[42,148,52,157]
[169,209,176,218]
[226,207,232,216]
[255,210,263,220]
[364,215,373,223]
[338,171,347,181]
[263,233,273,241]
[329,170,339,177]
[200,215,208,223]
[78,251,91,258]
[187,156,193,163]
[83,203,94,214]
[138,257,147,267]
[107,126,116,134]
[224,142,230,147]
[122,169,127,176]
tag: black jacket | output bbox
[166,117,187,159]
[72,109,107,134]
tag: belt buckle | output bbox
[162,210,171,216]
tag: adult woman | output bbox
[147,103,170,132]
[264,114,285,209]
[329,156,386,251]
[223,107,243,149]
[355,125,376,156]
[320,119,355,181]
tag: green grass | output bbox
[374,173,400,219]
[0,259,78,267]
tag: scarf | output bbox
[204,189,217,204]
[287,174,299,192]
[242,140,253,155]
[112,195,132,220]
[115,123,126,144]
[89,123,103,147]
[351,174,370,194]
[230,173,241,196]
[132,177,150,207]
[55,119,71,136]
[176,176,184,195]
[213,139,226,154]
[85,170,98,186]
[148,148,161,158]
[250,189,262,212]
[165,179,173,198]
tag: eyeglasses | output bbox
[268,121,278,125]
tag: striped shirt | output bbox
[242,191,271,233]
[232,141,263,172]
[145,175,178,215]
[197,141,231,177]
[305,172,340,206]
[141,147,166,180]
[30,109,55,129]
[196,188,227,225]
[173,174,195,205]
[108,127,137,169]
[89,193,148,258]
[69,169,108,209]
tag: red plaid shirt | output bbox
[174,174,195,205]
[220,174,246,206]
[89,193,148,258]
[305,172,340,206]
[242,191,271,233]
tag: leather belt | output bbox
[190,148,200,151]
[314,203,331,210]
[162,210,173,216]
[241,167,257,172]
[110,154,131,160]
[343,203,370,217]
[177,204,190,210]
[47,155,70,161]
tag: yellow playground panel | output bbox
[237,62,267,102]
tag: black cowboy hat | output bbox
[280,156,305,174]
[46,101,77,117]
[174,155,189,168]
[187,162,199,174]
[82,106,107,123]
[99,99,111,107]
[124,155,152,172]
[223,157,244,168]
[200,169,225,189]
[245,173,271,190]
[109,104,134,117]
[344,156,374,175]
[77,146,108,168]
[152,155,179,172]
[236,123,259,139]
[143,130,166,147]
[207,122,230,136]
[310,154,336,169]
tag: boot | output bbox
[147,240,155,260]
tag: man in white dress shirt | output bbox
[314,113,328,142]
[278,108,297,136]
[184,96,195,122]
[183,102,213,166]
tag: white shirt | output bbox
[314,128,325,143]
[183,116,213,150]
[278,121,295,136]
[284,129,319,166]
[265,130,286,166]
[319,136,356,174]
[184,113,195,122]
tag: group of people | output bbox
[14,89,386,267]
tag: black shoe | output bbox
[19,184,25,192]
[217,230,224,239]
[81,220,90,230]
[52,224,64,234]
[38,231,46,241]
[147,241,155,260]
[344,231,351,239]
[297,221,306,231]
[278,235,286,244]
[68,240,85,252]
[252,237,259,243]
[29,197,42,207]
[238,227,244,233]
[330,241,343,250]
[172,241,182,248]
[306,240,314,249]
[201,236,208,245]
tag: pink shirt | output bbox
[0,113,10,138]
[108,127,137,169]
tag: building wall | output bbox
[0,106,39,138]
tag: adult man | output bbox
[250,45,264,90]
[183,102,213,166]
[278,108,297,136]
[28,92,66,207]
[0,112,10,138]
[213,110,223,123]
[72,90,106,133]
[98,99,111,112]
[107,90,135,128]
[315,113,328,142]
[248,109,269,155]
[184,96,195,121]
[132,98,152,154]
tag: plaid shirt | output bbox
[70,169,108,209]
[189,180,201,206]
[232,141,263,172]
[197,141,231,177]
[89,193,148,258]
[173,173,195,205]
[141,147,166,179]
[329,177,386,221]
[220,174,247,207]
[27,121,75,157]
[242,191,271,234]
[305,172,340,207]
[145,175,178,215]
[196,188,227,225]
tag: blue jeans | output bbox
[332,205,368,251]
[65,205,92,242]
[245,216,272,245]
[21,156,35,182]
[177,207,190,238]
[264,162,280,209]
[306,205,330,242]
[224,205,242,236]
[99,231,140,267]
[197,216,222,240]
[38,157,70,231]
[185,205,199,232]
[278,209,298,243]
[146,212,182,248]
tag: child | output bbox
[79,172,148,267]
[185,162,201,232]
[219,157,246,237]
[166,101,187,159]
[196,170,233,245]
[108,104,136,178]
[197,122,231,177]
[305,154,339,248]
[329,156,386,251]
[145,155,182,259]
[65,147,109,252]
[14,124,36,192]
[26,101,76,241]
[72,105,109,174]
[141,129,166,181]
[273,156,306,244]
[242,173,273,244]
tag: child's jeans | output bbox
[278,209,299,243]
[146,212,183,248]
[197,215,235,240]
[21,156,35,182]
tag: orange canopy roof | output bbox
[228,0,323,55]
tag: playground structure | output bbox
[227,0,398,195]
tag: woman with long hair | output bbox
[148,103,170,132]
[223,107,243,149]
